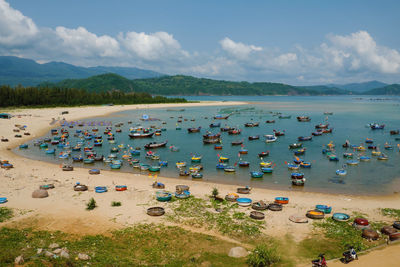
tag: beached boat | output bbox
[95,186,107,193]
[315,205,332,214]
[236,198,252,207]
[332,213,350,222]
[175,190,191,199]
[144,141,168,149]
[275,197,289,204]
[156,191,172,202]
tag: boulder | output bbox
[228,246,248,258]
[60,249,69,259]
[53,248,62,254]
[14,255,24,265]
[44,251,54,258]
[36,248,43,255]
[48,243,59,249]
[32,189,48,198]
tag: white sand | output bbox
[0,101,400,264]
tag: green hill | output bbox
[363,84,400,95]
[49,73,345,96]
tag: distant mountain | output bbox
[326,80,388,93]
[295,85,350,95]
[363,84,400,95]
[0,56,163,86]
[46,73,348,96]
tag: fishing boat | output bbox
[149,166,161,172]
[216,163,228,169]
[294,148,306,155]
[384,143,393,150]
[218,156,229,162]
[289,143,302,149]
[220,126,232,132]
[371,150,381,156]
[291,172,304,179]
[265,120,275,123]
[273,130,285,136]
[359,156,371,162]
[191,172,203,179]
[367,145,377,149]
[328,155,339,161]
[228,128,241,135]
[248,135,260,140]
[322,128,333,133]
[300,162,311,168]
[244,122,260,127]
[209,122,221,128]
[298,136,312,141]
[370,123,385,130]
[203,138,221,144]
[214,144,223,150]
[238,161,250,167]
[265,135,277,143]
[144,141,168,149]
[72,156,83,162]
[176,161,187,168]
[365,138,373,143]
[312,131,323,136]
[287,163,299,170]
[224,166,236,172]
[390,130,399,135]
[188,127,201,133]
[275,197,289,204]
[45,149,56,154]
[19,144,28,149]
[191,155,202,162]
[346,160,359,165]
[179,170,190,176]
[297,116,311,122]
[203,132,221,139]
[175,190,191,199]
[261,167,274,173]
[278,115,291,119]
[250,171,264,178]
[258,151,269,157]
[291,177,305,186]
[231,140,243,146]
[259,160,272,167]
[377,154,388,160]
[239,148,248,154]
[315,123,329,129]
[110,163,121,169]
[336,169,347,176]
[214,114,232,120]
[128,132,154,138]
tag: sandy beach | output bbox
[1,101,400,266]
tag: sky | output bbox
[1,0,400,85]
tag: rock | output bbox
[48,243,59,249]
[14,255,24,265]
[53,248,62,254]
[44,251,54,258]
[228,246,248,258]
[36,248,43,255]
[60,250,70,259]
[32,189,48,198]
[200,261,212,267]
[78,253,91,260]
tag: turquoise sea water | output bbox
[15,96,400,195]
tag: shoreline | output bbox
[1,101,400,239]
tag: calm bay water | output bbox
[16,96,400,195]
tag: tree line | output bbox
[0,85,187,108]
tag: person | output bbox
[350,247,357,260]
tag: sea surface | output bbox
[15,95,400,195]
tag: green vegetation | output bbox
[48,73,349,96]
[381,208,400,219]
[0,207,13,222]
[0,84,186,108]
[299,216,386,260]
[364,84,400,95]
[166,197,264,238]
[247,243,282,267]
[86,198,97,210]
[0,224,247,266]
[212,187,219,198]
[111,201,121,207]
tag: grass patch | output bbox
[111,201,121,207]
[247,243,282,267]
[86,198,96,210]
[0,207,13,222]
[0,224,247,266]
[166,196,264,238]
[381,208,400,220]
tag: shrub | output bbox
[111,201,121,207]
[86,198,97,210]
[211,188,219,198]
[247,243,281,267]
[0,207,13,222]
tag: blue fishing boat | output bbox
[175,190,191,199]
[192,172,203,179]
[291,172,304,179]
[359,156,371,162]
[250,171,264,178]
[45,149,55,154]
[0,197,7,204]
[287,163,299,170]
[275,197,289,204]
[336,169,347,176]
[19,144,28,149]
[149,166,161,172]
[346,160,359,165]
[216,163,227,169]
[300,162,311,168]
[83,158,94,164]
[261,167,274,173]
[110,163,121,169]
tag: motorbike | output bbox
[312,254,327,267]
[343,247,358,263]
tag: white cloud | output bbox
[55,26,120,57]
[119,31,188,61]
[220,37,262,59]
[0,0,38,46]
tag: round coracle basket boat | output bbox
[225,193,239,202]
[95,186,107,193]
[306,210,325,219]
[62,165,74,171]
[176,185,190,192]
[268,203,283,211]
[362,229,379,240]
[74,184,88,191]
[381,226,398,235]
[89,169,100,175]
[274,197,289,204]
[252,201,268,211]
[147,207,165,216]
[332,213,350,222]
[115,185,127,191]
[237,187,251,194]
[250,211,265,220]
[289,215,308,223]
[236,198,252,207]
[39,184,55,190]
[152,182,165,189]
[0,197,8,204]
[354,218,369,226]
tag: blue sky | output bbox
[1,0,400,84]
